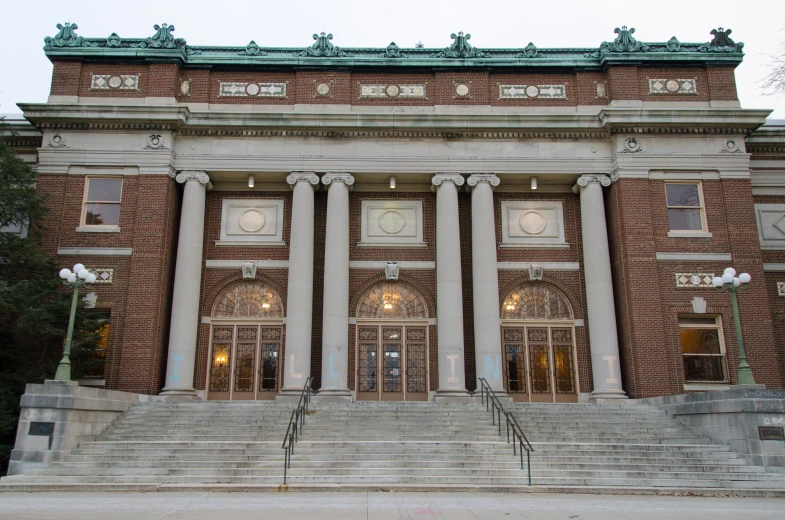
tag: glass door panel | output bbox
[258,327,281,399]
[528,328,552,402]
[208,326,233,400]
[552,328,578,402]
[233,327,258,400]
[406,327,428,401]
[502,328,528,402]
[382,327,403,400]
[357,327,379,400]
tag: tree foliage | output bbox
[0,125,104,475]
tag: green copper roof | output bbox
[43,24,745,69]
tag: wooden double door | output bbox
[356,324,428,401]
[207,324,282,400]
[502,325,579,403]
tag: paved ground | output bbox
[0,492,784,519]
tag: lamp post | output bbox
[53,263,97,381]
[712,267,754,385]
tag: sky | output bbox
[1,0,784,118]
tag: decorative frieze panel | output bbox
[675,273,715,288]
[360,84,426,98]
[218,199,285,246]
[778,282,785,297]
[648,79,697,94]
[359,200,425,247]
[499,84,567,99]
[219,82,287,97]
[500,201,567,248]
[91,74,139,90]
[755,204,785,250]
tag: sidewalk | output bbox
[1,491,784,519]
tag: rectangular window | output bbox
[665,182,707,232]
[679,316,727,383]
[82,178,122,226]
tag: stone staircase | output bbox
[2,400,785,495]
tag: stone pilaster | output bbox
[432,173,471,401]
[161,171,210,398]
[467,173,506,395]
[278,172,320,399]
[316,172,354,401]
[576,174,627,401]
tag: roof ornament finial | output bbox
[382,42,406,58]
[516,42,543,59]
[132,23,187,49]
[44,22,96,48]
[239,40,268,56]
[295,32,352,57]
[432,31,490,59]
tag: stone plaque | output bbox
[759,426,785,441]
[29,422,55,436]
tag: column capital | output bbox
[322,172,355,186]
[576,174,611,188]
[287,172,320,189]
[432,173,465,187]
[175,171,209,184]
[467,173,500,188]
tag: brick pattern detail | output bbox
[608,179,782,398]
[60,63,742,105]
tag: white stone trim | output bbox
[205,260,289,269]
[496,262,580,271]
[76,226,121,233]
[499,200,568,248]
[499,243,571,249]
[348,261,435,270]
[763,264,785,271]
[648,171,721,181]
[683,383,731,391]
[667,231,713,238]
[57,247,132,256]
[201,316,211,324]
[778,282,785,296]
[752,187,785,196]
[573,319,584,327]
[754,204,785,250]
[655,252,732,262]
[359,200,425,248]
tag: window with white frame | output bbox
[665,182,707,232]
[679,316,727,383]
[82,178,122,227]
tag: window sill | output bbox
[683,382,730,391]
[76,226,121,233]
[214,240,286,248]
[499,242,571,249]
[668,231,712,238]
[355,241,428,249]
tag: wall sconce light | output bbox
[248,175,255,188]
[383,301,393,310]
[530,177,538,190]
[215,354,227,367]
[505,302,515,311]
[262,301,271,309]
[389,176,396,189]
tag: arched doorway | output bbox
[206,281,284,401]
[501,282,579,403]
[355,282,429,401]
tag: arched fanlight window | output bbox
[212,281,283,318]
[357,282,428,319]
[501,282,573,321]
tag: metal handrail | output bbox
[478,377,534,485]
[281,376,312,485]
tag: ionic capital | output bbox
[467,173,500,188]
[576,174,611,189]
[175,171,210,185]
[432,173,465,188]
[322,172,355,186]
[286,172,320,190]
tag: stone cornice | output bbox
[18,104,771,138]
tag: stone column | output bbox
[467,173,506,395]
[576,174,627,400]
[432,173,471,401]
[317,172,354,401]
[161,171,210,397]
[278,172,320,399]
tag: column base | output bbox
[312,388,353,402]
[471,389,513,406]
[434,389,474,403]
[159,387,199,401]
[589,388,628,405]
[276,387,311,402]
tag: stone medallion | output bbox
[239,209,266,233]
[316,83,330,96]
[519,210,547,235]
[455,84,469,96]
[385,85,400,97]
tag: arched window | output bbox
[212,281,283,319]
[357,282,428,319]
[501,282,573,321]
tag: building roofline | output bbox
[42,24,746,70]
